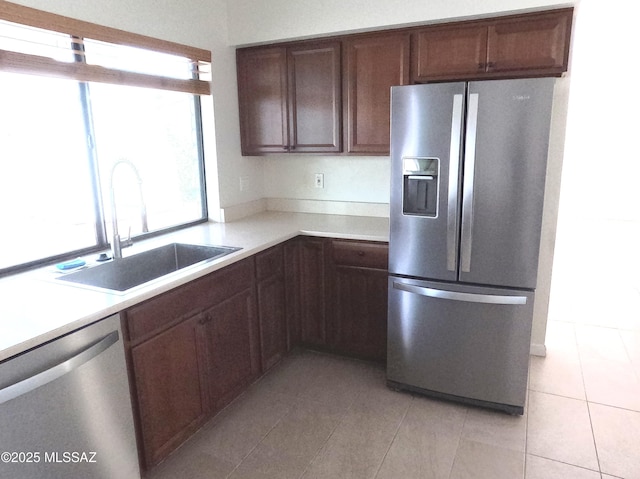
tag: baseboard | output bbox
[530,343,547,357]
[267,198,389,217]
[217,198,267,222]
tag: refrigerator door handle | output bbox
[460,92,479,273]
[447,94,464,272]
[393,281,528,305]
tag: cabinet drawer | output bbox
[331,240,388,269]
[256,244,284,281]
[125,258,255,342]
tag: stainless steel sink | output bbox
[55,243,240,293]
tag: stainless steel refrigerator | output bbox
[387,78,555,415]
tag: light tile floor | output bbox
[147,219,640,479]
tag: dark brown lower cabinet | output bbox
[201,287,261,414]
[284,239,302,349]
[124,237,389,471]
[129,313,208,468]
[298,238,327,347]
[256,245,288,371]
[327,240,389,362]
[124,258,258,469]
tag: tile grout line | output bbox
[371,395,413,479]
[223,396,296,479]
[294,387,359,479]
[526,452,602,474]
[445,404,469,479]
[618,328,640,386]
[574,322,604,476]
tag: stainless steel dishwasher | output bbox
[0,314,140,478]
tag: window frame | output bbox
[0,1,211,276]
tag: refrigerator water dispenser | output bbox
[402,157,439,217]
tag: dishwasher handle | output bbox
[393,281,527,305]
[0,330,119,405]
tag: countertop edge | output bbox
[1,212,389,362]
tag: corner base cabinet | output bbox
[122,237,389,471]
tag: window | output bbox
[0,3,212,274]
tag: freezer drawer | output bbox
[387,276,534,414]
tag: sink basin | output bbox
[55,243,241,293]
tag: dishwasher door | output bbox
[387,276,534,415]
[0,314,140,479]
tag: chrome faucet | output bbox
[109,160,149,259]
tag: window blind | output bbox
[0,1,211,95]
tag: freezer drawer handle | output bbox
[0,330,119,405]
[393,281,527,305]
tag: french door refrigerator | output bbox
[387,78,555,415]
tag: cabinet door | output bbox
[288,42,342,153]
[486,9,572,75]
[332,267,388,361]
[344,32,410,154]
[202,288,261,414]
[237,47,288,154]
[328,240,389,361]
[256,245,287,371]
[411,24,488,82]
[131,314,208,468]
[299,238,327,346]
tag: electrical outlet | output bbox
[314,173,324,188]
[239,175,249,191]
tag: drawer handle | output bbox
[357,251,365,257]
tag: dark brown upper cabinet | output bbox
[237,47,288,154]
[411,24,488,81]
[237,41,341,155]
[412,8,572,82]
[344,32,410,154]
[485,9,572,76]
[236,8,572,156]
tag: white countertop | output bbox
[0,211,389,362]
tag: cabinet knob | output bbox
[358,251,365,257]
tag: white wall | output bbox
[226,0,573,46]
[558,0,640,223]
